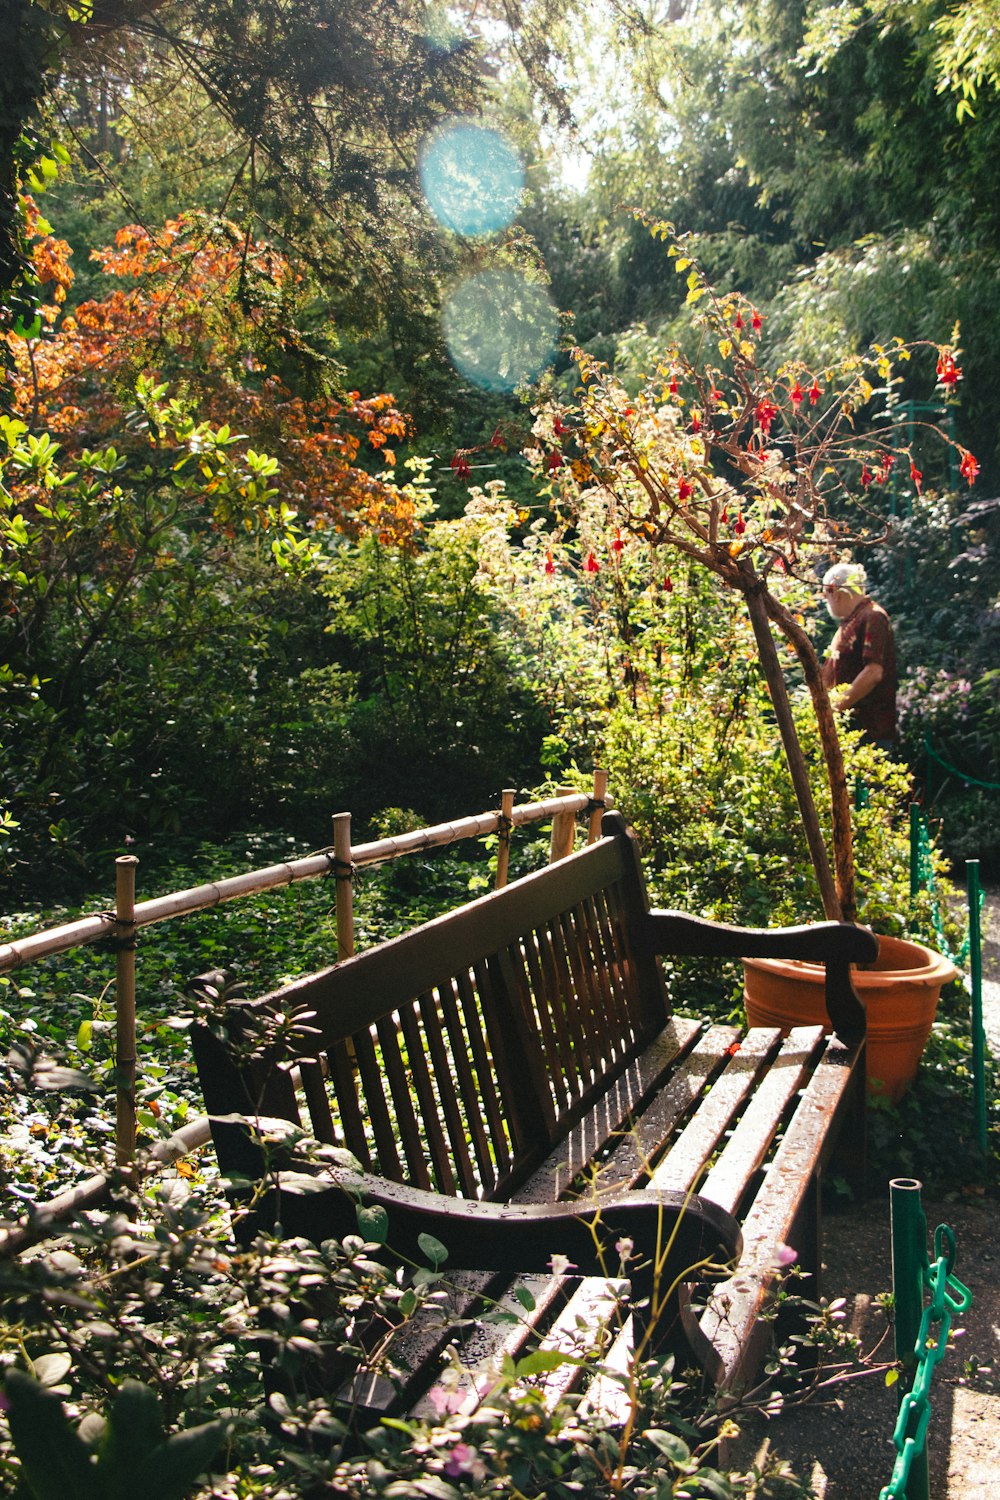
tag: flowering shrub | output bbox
[897,667,974,742]
[0,1167,894,1500]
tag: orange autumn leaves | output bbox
[6,207,413,543]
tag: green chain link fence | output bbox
[907,803,983,969]
[881,1180,973,1500]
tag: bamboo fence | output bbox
[0,774,610,1254]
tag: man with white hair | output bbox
[820,561,897,748]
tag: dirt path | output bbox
[733,891,1000,1498]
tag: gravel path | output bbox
[732,889,1000,1498]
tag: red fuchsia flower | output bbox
[734,511,747,536]
[733,311,744,331]
[709,387,724,404]
[755,400,778,435]
[544,550,556,575]
[584,550,600,573]
[878,453,895,485]
[910,460,923,494]
[490,425,505,449]
[553,417,567,436]
[774,555,787,573]
[547,450,563,473]
[808,378,823,405]
[677,477,694,502]
[936,353,961,387]
[751,308,763,332]
[450,451,471,479]
[790,381,804,410]
[860,463,873,489]
[668,374,679,395]
[612,528,624,554]
[721,506,729,523]
[662,575,673,591]
[689,410,703,433]
[960,449,980,485]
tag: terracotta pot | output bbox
[743,934,959,1103]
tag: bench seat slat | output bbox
[697,1025,827,1216]
[592,1023,742,1194]
[648,1027,783,1197]
[696,1037,862,1390]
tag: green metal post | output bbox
[967,861,988,1156]
[909,804,921,901]
[890,1178,929,1500]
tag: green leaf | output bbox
[417,1231,448,1268]
[3,1370,100,1500]
[132,1421,227,1500]
[76,1019,93,1052]
[100,1380,165,1497]
[885,1368,899,1387]
[514,1286,536,1312]
[31,1353,72,1388]
[356,1203,389,1243]
[643,1427,691,1464]
[514,1349,582,1377]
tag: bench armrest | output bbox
[643,911,878,1046]
[236,1166,743,1295]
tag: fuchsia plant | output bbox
[525,222,978,923]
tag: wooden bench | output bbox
[190,811,877,1416]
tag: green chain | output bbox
[911,811,982,968]
[925,736,1000,793]
[880,1226,973,1500]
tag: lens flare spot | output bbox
[442,270,558,391]
[420,121,524,237]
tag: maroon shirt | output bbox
[827,598,897,743]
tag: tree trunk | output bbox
[742,581,845,922]
[761,588,857,922]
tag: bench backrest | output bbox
[192,813,668,1201]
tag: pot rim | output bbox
[743,933,959,986]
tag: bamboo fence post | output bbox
[332,812,355,961]
[114,856,139,1178]
[549,787,577,864]
[495,789,516,889]
[588,768,609,844]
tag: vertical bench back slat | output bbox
[454,968,512,1190]
[398,1004,454,1194]
[194,824,670,1199]
[416,991,479,1197]
[327,1039,373,1168]
[435,980,498,1192]
[300,1059,336,1145]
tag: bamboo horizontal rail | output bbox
[0,1116,215,1258]
[0,787,607,976]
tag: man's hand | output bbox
[835,662,884,713]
